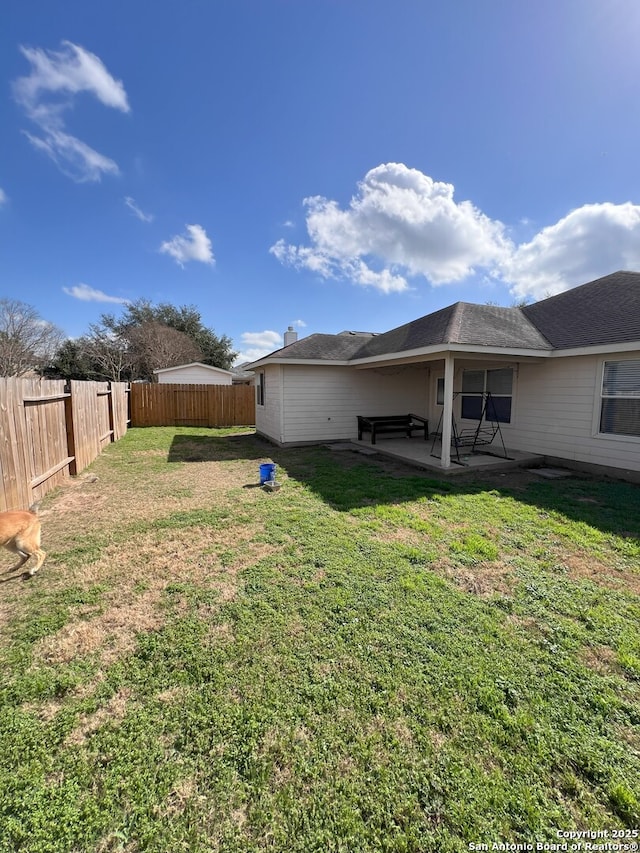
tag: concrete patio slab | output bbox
[351,435,544,476]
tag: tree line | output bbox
[0,298,237,381]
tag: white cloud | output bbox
[0,188,6,205]
[13,41,129,183]
[160,224,215,267]
[14,42,129,112]
[63,283,130,304]
[271,162,640,301]
[270,163,512,293]
[291,319,306,327]
[234,330,283,365]
[23,129,119,182]
[501,202,640,299]
[124,196,153,223]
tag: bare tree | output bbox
[100,299,236,368]
[126,321,203,380]
[83,325,136,382]
[0,299,65,377]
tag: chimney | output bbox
[284,325,298,346]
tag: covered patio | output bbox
[350,434,544,476]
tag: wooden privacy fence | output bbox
[1,379,254,511]
[130,383,255,428]
[0,378,130,511]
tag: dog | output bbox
[0,502,46,578]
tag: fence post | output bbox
[107,381,115,444]
[64,381,78,475]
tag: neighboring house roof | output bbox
[231,365,255,381]
[154,362,233,376]
[247,271,640,367]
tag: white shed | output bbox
[154,362,234,385]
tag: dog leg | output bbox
[4,545,30,573]
[24,549,46,578]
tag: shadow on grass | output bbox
[168,432,267,463]
[167,431,640,541]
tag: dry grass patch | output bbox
[440,559,515,597]
[32,523,277,668]
[163,776,201,818]
[557,550,640,595]
[155,685,194,704]
[34,589,166,666]
[65,687,135,746]
[42,457,267,550]
[579,644,626,678]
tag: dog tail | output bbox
[29,501,41,514]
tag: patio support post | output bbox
[440,353,454,468]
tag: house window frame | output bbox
[596,357,640,441]
[256,371,266,407]
[459,367,514,424]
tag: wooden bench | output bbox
[357,414,429,445]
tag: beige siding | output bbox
[256,365,283,441]
[508,354,640,472]
[277,364,429,444]
[157,365,232,385]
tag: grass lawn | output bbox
[1,427,639,852]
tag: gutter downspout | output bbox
[440,353,454,468]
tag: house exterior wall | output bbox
[256,352,640,473]
[507,353,640,472]
[156,365,233,385]
[256,365,284,442]
[255,363,430,444]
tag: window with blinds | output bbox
[600,359,640,437]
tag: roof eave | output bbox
[350,342,553,366]
[244,357,354,369]
[153,362,233,375]
[548,340,640,357]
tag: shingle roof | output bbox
[352,302,550,358]
[268,333,377,361]
[522,270,640,349]
[250,271,640,366]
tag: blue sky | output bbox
[2,0,640,364]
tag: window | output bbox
[436,377,444,405]
[461,368,513,423]
[600,359,640,437]
[256,371,265,407]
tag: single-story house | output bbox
[154,362,234,385]
[246,271,640,477]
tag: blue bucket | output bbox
[259,463,276,484]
